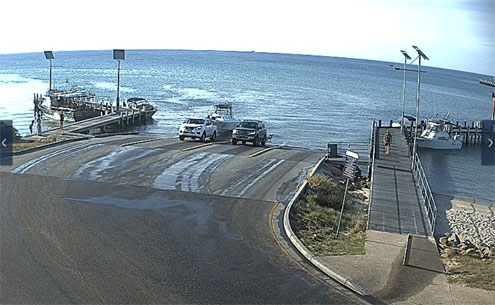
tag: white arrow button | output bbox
[489,138,494,148]
[1,138,6,148]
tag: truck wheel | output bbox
[200,132,206,142]
[253,136,259,147]
[261,136,266,146]
[179,135,185,141]
[242,141,246,145]
[232,139,237,145]
[211,132,216,142]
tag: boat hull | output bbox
[40,106,75,122]
[212,120,240,133]
[417,138,463,149]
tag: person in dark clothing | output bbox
[59,112,64,130]
[384,131,392,155]
[29,120,34,135]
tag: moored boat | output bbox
[37,87,108,122]
[417,116,464,150]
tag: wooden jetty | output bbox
[367,120,439,236]
[43,109,154,136]
[367,126,433,236]
[479,79,495,88]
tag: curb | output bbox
[282,156,367,296]
[13,137,84,156]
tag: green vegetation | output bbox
[291,175,367,256]
[446,254,495,291]
[12,138,65,153]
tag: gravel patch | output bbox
[447,209,495,247]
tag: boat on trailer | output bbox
[209,103,241,133]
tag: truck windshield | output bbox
[240,122,257,129]
[187,119,204,124]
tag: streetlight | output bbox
[411,45,429,169]
[113,49,125,112]
[400,50,411,133]
[44,51,54,91]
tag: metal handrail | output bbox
[412,153,438,235]
[366,120,377,230]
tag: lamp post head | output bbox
[44,51,54,60]
[412,46,429,60]
[113,49,125,60]
[400,50,412,60]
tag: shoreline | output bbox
[434,193,495,248]
[434,193,494,217]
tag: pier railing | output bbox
[333,142,371,158]
[412,153,437,235]
[366,120,377,230]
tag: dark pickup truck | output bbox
[231,120,267,146]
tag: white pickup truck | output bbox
[178,118,217,142]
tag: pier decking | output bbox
[43,109,152,136]
[368,127,431,236]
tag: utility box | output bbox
[327,143,337,159]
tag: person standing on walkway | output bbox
[29,120,34,135]
[384,131,392,155]
[37,115,42,136]
[59,112,64,130]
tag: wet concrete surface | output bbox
[7,136,320,203]
[0,136,358,304]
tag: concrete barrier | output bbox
[282,156,367,296]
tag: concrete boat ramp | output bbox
[0,136,365,304]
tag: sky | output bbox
[2,0,494,75]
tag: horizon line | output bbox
[0,48,493,77]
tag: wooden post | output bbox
[466,126,470,145]
[474,126,478,144]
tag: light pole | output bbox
[411,45,429,169]
[400,50,412,133]
[44,51,54,91]
[113,49,125,112]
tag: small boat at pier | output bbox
[417,115,464,150]
[37,87,108,122]
[125,97,158,119]
[36,88,157,122]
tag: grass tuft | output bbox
[445,254,495,291]
[291,175,367,256]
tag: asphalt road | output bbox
[0,136,361,304]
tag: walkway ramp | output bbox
[369,127,431,236]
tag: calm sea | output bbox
[0,50,493,204]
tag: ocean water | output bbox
[0,50,493,204]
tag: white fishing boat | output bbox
[209,103,241,133]
[417,116,464,150]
